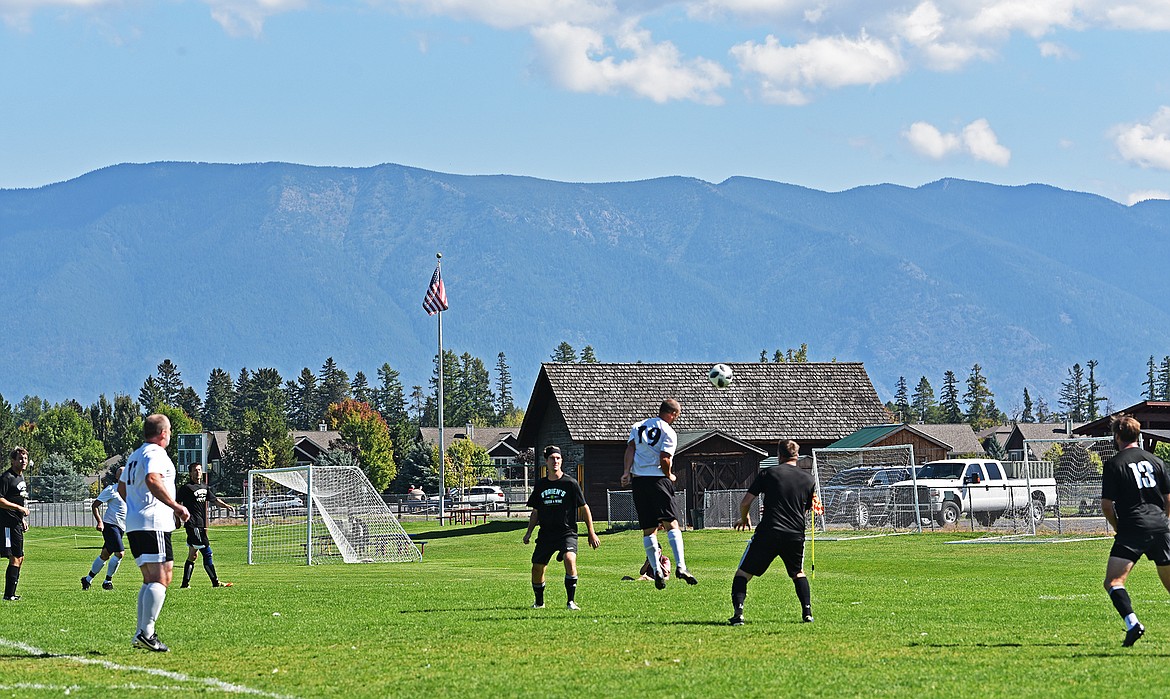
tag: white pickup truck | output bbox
[894,459,1058,527]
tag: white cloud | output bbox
[203,0,307,37]
[905,121,961,159]
[1127,189,1170,205]
[394,0,614,31]
[731,32,905,105]
[1113,107,1170,170]
[532,21,730,104]
[1038,41,1074,59]
[905,118,1011,166]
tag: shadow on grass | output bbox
[411,520,527,541]
[910,641,1084,648]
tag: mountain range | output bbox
[2,161,1168,415]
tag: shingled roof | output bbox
[518,362,890,444]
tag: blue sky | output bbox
[3,1,1170,204]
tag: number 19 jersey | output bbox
[628,416,677,477]
[1102,446,1170,535]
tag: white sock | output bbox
[106,556,121,578]
[667,528,687,572]
[1125,613,1139,630]
[643,535,663,576]
[88,556,104,578]
[143,582,166,638]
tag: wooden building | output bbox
[517,362,890,520]
[1001,422,1084,460]
[1074,400,1170,453]
[826,423,985,463]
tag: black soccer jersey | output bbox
[176,482,213,529]
[748,463,816,537]
[1102,447,1170,535]
[0,468,28,527]
[526,475,587,540]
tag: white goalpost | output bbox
[247,464,421,564]
[811,444,921,539]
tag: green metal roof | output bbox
[826,424,901,449]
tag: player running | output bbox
[523,445,600,610]
[729,439,815,626]
[620,398,697,588]
[82,467,127,590]
[175,463,235,588]
[1102,414,1170,647]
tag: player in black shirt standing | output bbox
[0,447,31,601]
[1101,415,1170,646]
[175,463,235,588]
[523,446,600,610]
[729,439,816,626]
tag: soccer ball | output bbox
[708,363,733,388]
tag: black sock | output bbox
[5,564,19,598]
[1109,586,1135,620]
[182,561,195,587]
[565,575,578,603]
[533,583,545,606]
[731,574,748,615]
[203,550,219,586]
[794,576,812,617]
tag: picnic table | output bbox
[441,508,489,525]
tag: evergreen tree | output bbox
[455,352,494,427]
[1059,363,1087,422]
[139,376,164,414]
[288,368,319,430]
[15,395,49,425]
[580,346,598,363]
[221,404,294,496]
[317,357,350,415]
[155,359,184,406]
[374,363,409,426]
[911,376,937,424]
[1021,388,1035,423]
[1035,397,1052,423]
[494,352,515,420]
[232,367,252,427]
[963,364,995,430]
[177,386,202,421]
[409,386,425,424]
[249,368,288,417]
[551,342,578,363]
[351,371,373,404]
[426,350,461,426]
[1086,359,1106,421]
[202,368,236,431]
[0,393,17,456]
[893,376,910,423]
[759,350,768,363]
[773,350,784,363]
[1145,356,1158,400]
[109,395,142,457]
[87,395,114,457]
[940,371,962,423]
[1161,356,1170,401]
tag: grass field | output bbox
[2,522,1168,698]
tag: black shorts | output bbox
[532,533,578,566]
[127,530,174,565]
[1110,530,1170,566]
[185,526,211,550]
[738,530,805,578]
[101,524,125,554]
[1,524,24,558]
[631,476,677,530]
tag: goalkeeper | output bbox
[729,439,815,626]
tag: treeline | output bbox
[0,349,530,498]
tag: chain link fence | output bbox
[606,490,687,531]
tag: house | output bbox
[826,423,985,463]
[1074,400,1170,453]
[977,424,1015,457]
[1002,422,1085,461]
[418,426,523,467]
[516,362,890,520]
[206,428,344,471]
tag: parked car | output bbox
[820,466,911,528]
[459,485,507,511]
[240,495,306,518]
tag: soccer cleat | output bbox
[133,632,170,652]
[213,581,233,588]
[676,568,698,585]
[567,601,581,611]
[653,570,667,590]
[80,576,91,590]
[728,615,744,626]
[531,603,545,609]
[179,584,190,589]
[1124,622,1146,647]
[802,614,814,623]
[102,581,114,591]
[2,595,20,602]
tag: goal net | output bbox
[812,445,920,538]
[247,465,421,564]
[1026,436,1116,537]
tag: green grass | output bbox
[2,522,1167,698]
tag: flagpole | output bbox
[437,252,446,527]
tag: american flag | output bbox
[422,264,448,315]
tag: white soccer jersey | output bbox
[119,443,176,533]
[95,483,127,530]
[628,416,677,477]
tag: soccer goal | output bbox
[811,445,921,538]
[247,465,421,564]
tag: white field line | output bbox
[0,638,297,698]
